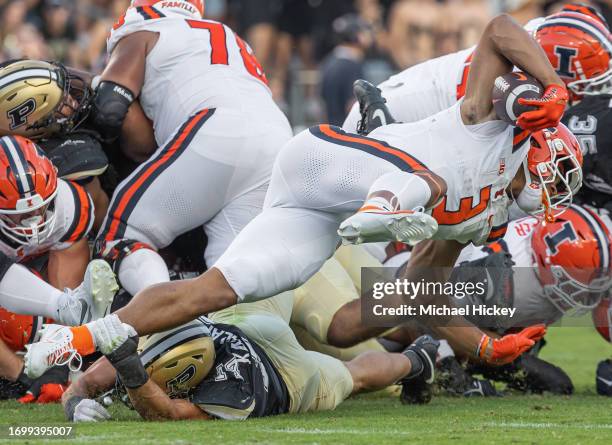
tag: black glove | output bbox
[18,366,69,403]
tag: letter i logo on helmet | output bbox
[0,135,58,246]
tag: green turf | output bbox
[1,326,611,445]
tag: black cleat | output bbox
[400,335,439,405]
[353,79,396,135]
[463,379,500,397]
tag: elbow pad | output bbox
[91,81,135,142]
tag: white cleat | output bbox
[24,324,81,379]
[338,208,438,246]
[58,260,119,326]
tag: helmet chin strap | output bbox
[515,159,548,216]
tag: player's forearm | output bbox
[127,382,210,421]
[487,14,562,87]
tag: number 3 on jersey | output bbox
[187,19,268,85]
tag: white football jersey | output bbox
[343,18,544,132]
[108,9,280,145]
[0,179,94,262]
[368,102,531,245]
[343,48,473,131]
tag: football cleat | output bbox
[23,325,81,379]
[353,79,396,135]
[463,379,499,397]
[57,260,119,326]
[400,335,440,405]
[338,208,438,246]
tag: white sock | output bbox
[0,264,63,319]
[118,249,170,296]
[438,339,455,360]
[364,171,431,211]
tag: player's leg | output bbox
[0,258,115,326]
[96,109,231,296]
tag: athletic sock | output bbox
[403,349,424,380]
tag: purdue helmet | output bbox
[0,60,90,139]
[138,319,215,398]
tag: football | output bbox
[492,71,543,125]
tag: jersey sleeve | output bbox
[107,6,168,54]
[54,181,94,250]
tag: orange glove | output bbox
[477,324,547,365]
[517,84,568,131]
[18,366,69,404]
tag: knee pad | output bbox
[94,238,155,274]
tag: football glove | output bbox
[477,325,546,365]
[517,84,568,131]
[65,397,111,422]
[18,366,69,404]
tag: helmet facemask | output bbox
[543,265,611,316]
[531,131,583,219]
[0,190,58,246]
[568,60,612,96]
[26,64,91,137]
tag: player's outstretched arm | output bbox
[462,14,565,127]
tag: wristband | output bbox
[105,337,149,389]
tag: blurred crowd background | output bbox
[1,0,611,128]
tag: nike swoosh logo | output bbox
[464,382,484,396]
[79,299,90,324]
[598,376,612,386]
[372,109,387,127]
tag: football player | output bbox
[24,13,570,378]
[343,7,610,132]
[0,60,157,229]
[592,298,612,396]
[0,135,118,401]
[60,299,440,422]
[83,0,292,302]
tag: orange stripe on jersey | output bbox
[456,52,474,100]
[104,109,212,241]
[60,181,93,243]
[143,6,161,19]
[513,128,531,153]
[316,125,428,172]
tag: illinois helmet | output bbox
[532,204,612,315]
[130,0,204,18]
[536,11,612,99]
[526,124,583,217]
[138,319,215,398]
[0,60,90,139]
[592,297,611,342]
[0,135,58,246]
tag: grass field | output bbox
[1,326,611,444]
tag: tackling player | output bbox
[24,13,570,377]
[60,300,440,422]
[0,135,117,401]
[86,0,291,300]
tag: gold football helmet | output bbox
[138,319,216,398]
[0,60,90,139]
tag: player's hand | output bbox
[477,324,547,365]
[18,366,69,404]
[73,399,111,423]
[517,84,568,131]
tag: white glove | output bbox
[72,399,111,423]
